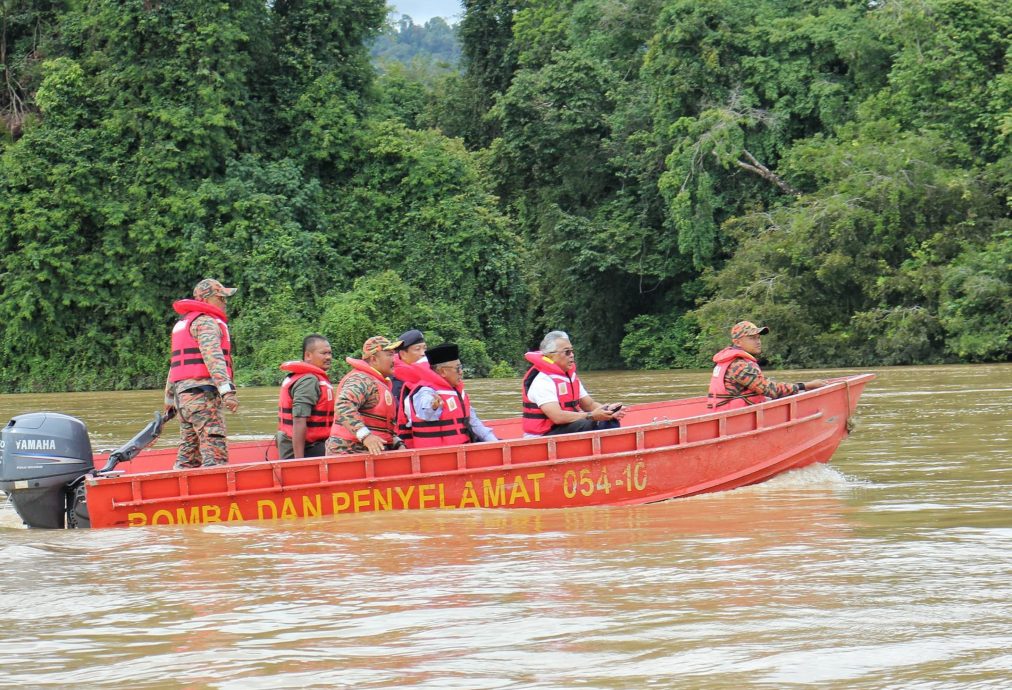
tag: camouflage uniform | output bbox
[723,353,802,400]
[325,372,388,455]
[165,280,238,469]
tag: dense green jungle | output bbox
[0,0,1008,393]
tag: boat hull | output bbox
[83,374,874,528]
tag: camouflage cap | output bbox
[731,321,769,340]
[194,278,238,300]
[362,336,403,358]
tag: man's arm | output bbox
[289,376,321,458]
[333,377,386,456]
[163,372,175,415]
[579,396,627,420]
[411,387,443,421]
[530,375,616,424]
[192,316,239,412]
[727,359,797,399]
[468,406,498,442]
[333,374,377,435]
[292,418,308,458]
[540,399,616,424]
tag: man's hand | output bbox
[589,406,615,422]
[222,392,240,413]
[601,403,628,420]
[362,433,385,455]
[163,403,176,418]
[803,379,828,391]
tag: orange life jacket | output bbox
[168,299,233,382]
[707,347,767,409]
[392,355,428,444]
[277,361,335,443]
[328,358,396,444]
[521,351,582,435]
[408,367,472,447]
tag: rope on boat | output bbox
[844,380,855,434]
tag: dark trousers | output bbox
[277,435,327,460]
[544,418,621,436]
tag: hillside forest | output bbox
[0,0,1008,392]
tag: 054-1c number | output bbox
[562,462,647,499]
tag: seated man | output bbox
[392,328,429,445]
[521,330,626,438]
[708,321,827,409]
[326,336,404,456]
[409,343,498,446]
[392,328,428,402]
[276,335,334,459]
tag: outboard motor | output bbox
[0,412,93,528]
[1,410,174,528]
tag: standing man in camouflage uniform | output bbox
[163,279,240,469]
[326,336,404,456]
[707,321,827,409]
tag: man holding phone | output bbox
[521,330,628,438]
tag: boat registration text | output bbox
[123,462,649,527]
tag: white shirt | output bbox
[527,372,589,407]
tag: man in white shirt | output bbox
[521,330,626,437]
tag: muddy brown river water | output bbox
[1,364,1009,688]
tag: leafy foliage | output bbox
[0,0,526,392]
[0,0,1008,393]
[445,0,1009,369]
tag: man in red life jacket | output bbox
[707,321,828,409]
[522,330,626,438]
[276,335,334,459]
[409,342,498,446]
[392,328,427,404]
[163,278,240,469]
[392,328,428,445]
[326,336,406,456]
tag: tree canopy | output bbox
[0,0,1007,393]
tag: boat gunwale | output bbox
[102,409,827,509]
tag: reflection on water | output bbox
[1,364,1011,688]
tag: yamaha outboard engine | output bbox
[0,412,93,528]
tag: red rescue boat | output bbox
[1,374,874,529]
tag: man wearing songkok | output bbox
[409,342,497,446]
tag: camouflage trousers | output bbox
[174,389,228,469]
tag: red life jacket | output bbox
[521,351,583,435]
[707,347,767,409]
[329,358,396,444]
[168,299,233,382]
[277,361,335,443]
[392,355,428,445]
[408,367,472,448]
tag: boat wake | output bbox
[735,463,857,492]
